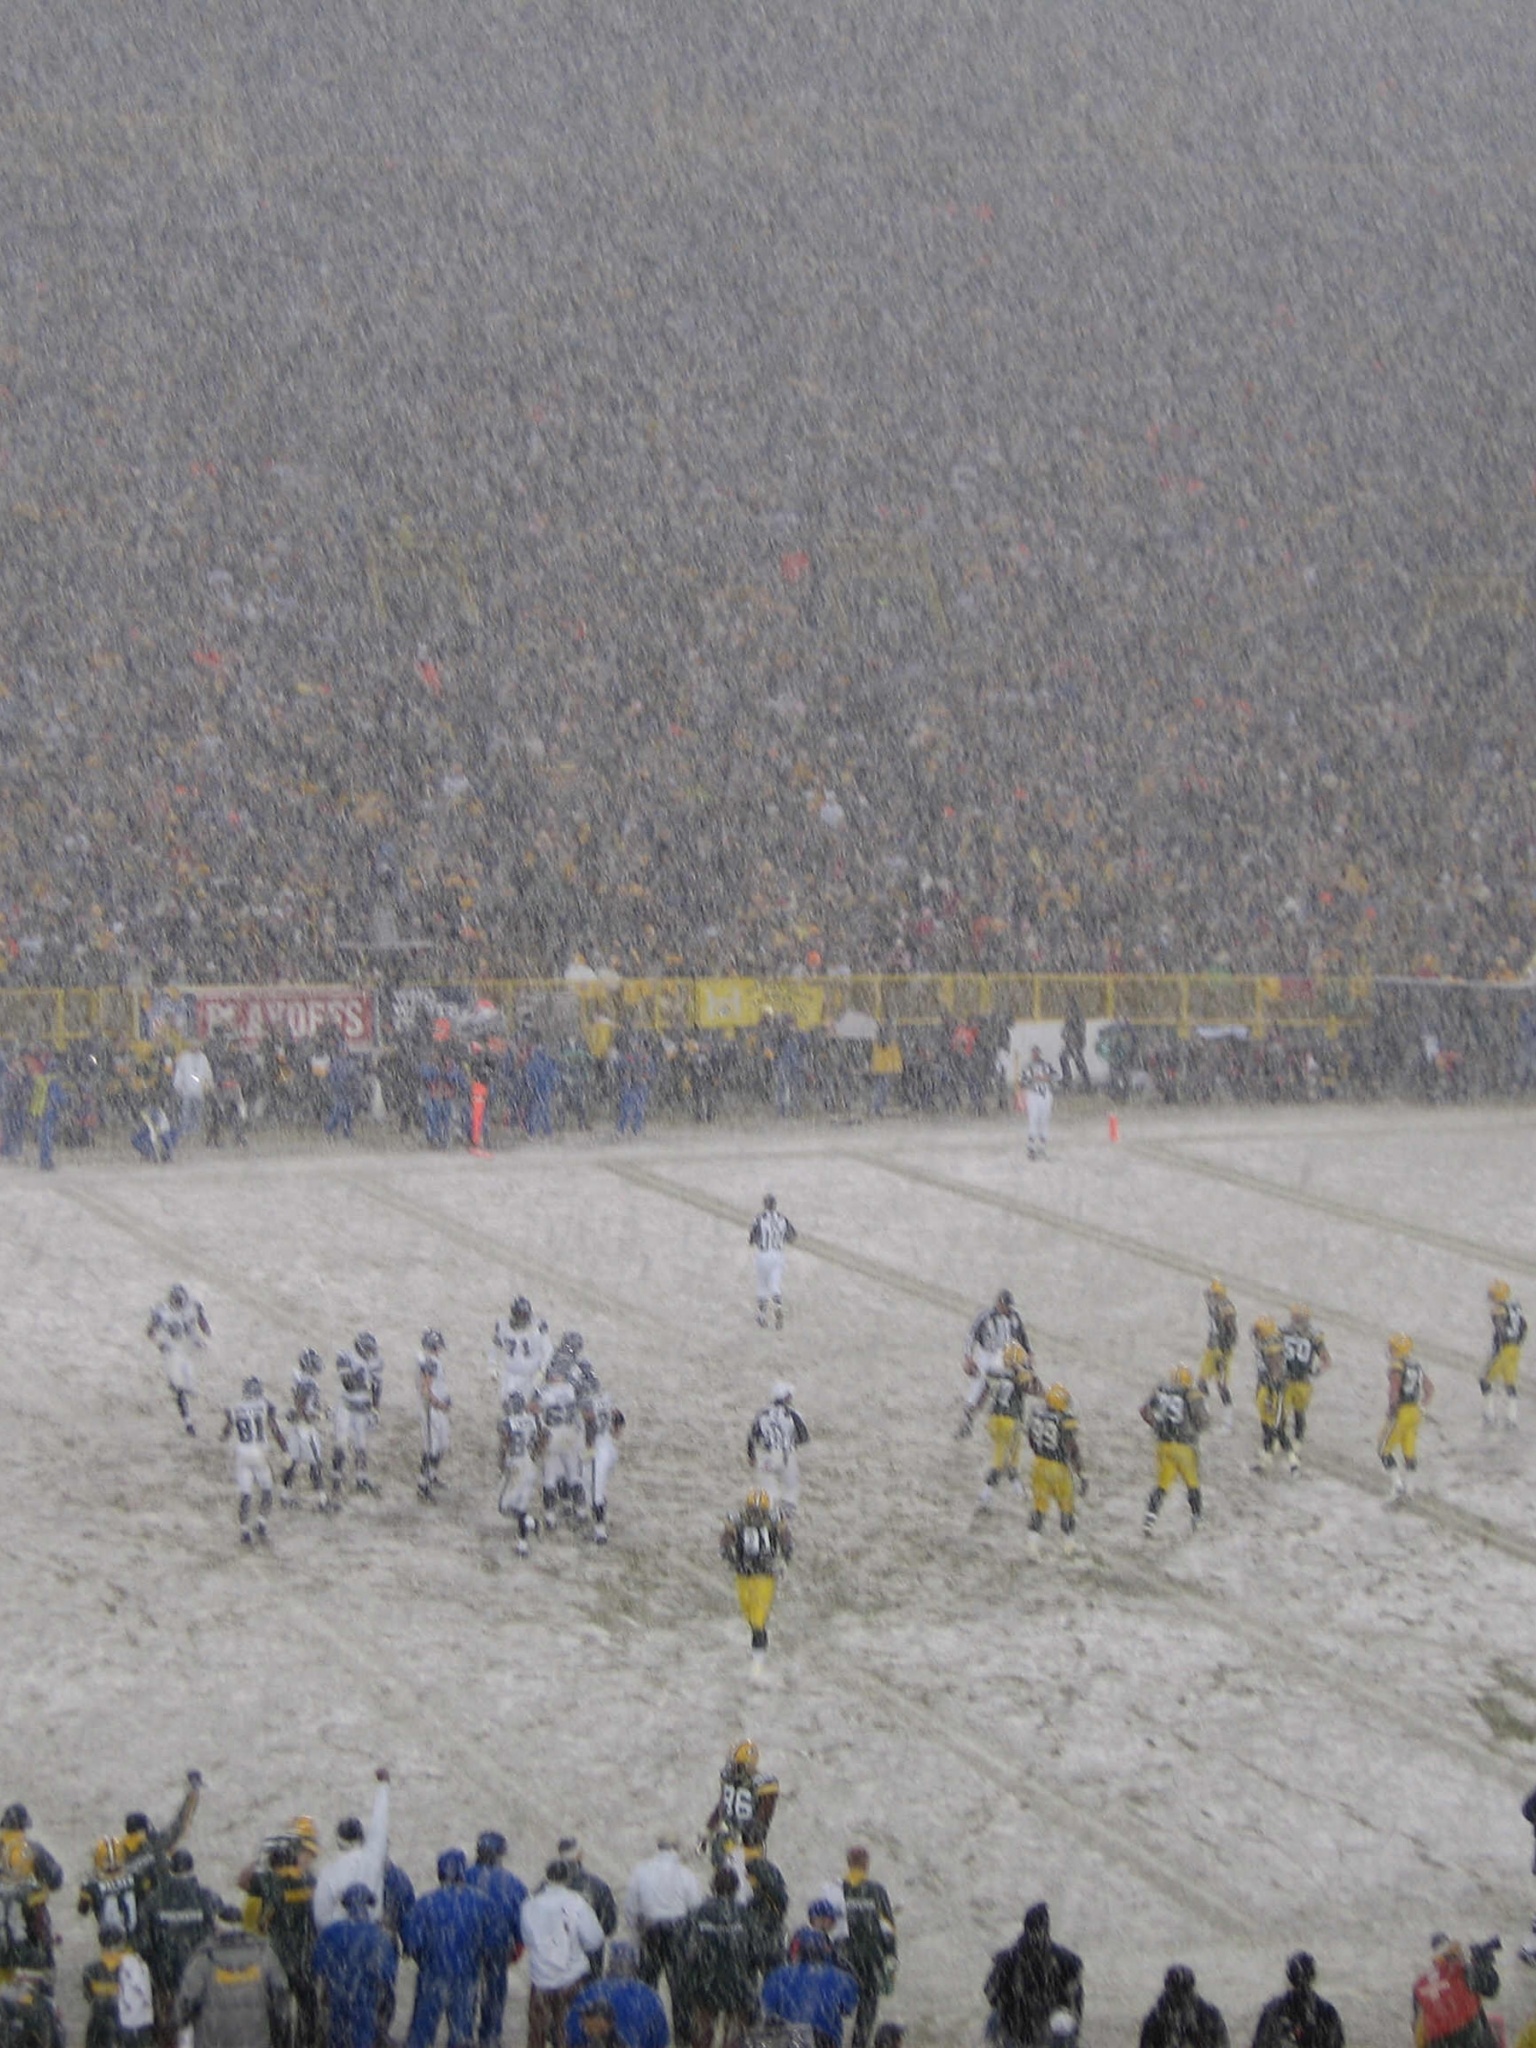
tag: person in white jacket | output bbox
[311,1769,390,1930]
[521,1860,606,2048]
[624,1837,703,2005]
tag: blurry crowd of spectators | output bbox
[1,0,1534,994]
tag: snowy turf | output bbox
[9,1098,1536,2046]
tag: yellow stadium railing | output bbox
[0,973,1376,1052]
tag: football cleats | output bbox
[354,1332,378,1360]
[420,1330,445,1354]
[1046,1383,1071,1412]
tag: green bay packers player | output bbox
[1026,1384,1085,1558]
[1483,1280,1527,1428]
[703,1740,780,1866]
[1379,1332,1434,1500]
[1252,1316,1293,1472]
[1197,1280,1238,1419]
[1140,1366,1207,1536]
[720,1492,793,1666]
[1280,1304,1332,1465]
[977,1344,1041,1509]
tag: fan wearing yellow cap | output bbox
[235,1814,322,2048]
[1139,1366,1208,1538]
[1379,1333,1435,1502]
[720,1491,793,1669]
[1025,1384,1086,1559]
[1483,1281,1527,1429]
[1197,1280,1239,1420]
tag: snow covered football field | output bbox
[8,1097,1536,2048]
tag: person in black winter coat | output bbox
[1250,1953,1344,2048]
[1139,1965,1229,2048]
[983,1903,1083,2048]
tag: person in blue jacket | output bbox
[760,1929,860,2048]
[466,1834,527,2048]
[564,1944,668,2048]
[401,1852,496,2048]
[314,1884,397,2048]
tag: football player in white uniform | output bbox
[537,1368,585,1528]
[281,1350,331,1510]
[748,1195,798,1329]
[353,1330,385,1412]
[547,1329,602,1403]
[489,1296,553,1406]
[497,1390,545,1555]
[959,1290,1033,1431]
[417,1329,452,1500]
[333,1348,378,1495]
[582,1390,626,1545]
[746,1384,810,1518]
[221,1376,287,1546]
[145,1284,210,1436]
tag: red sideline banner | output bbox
[143,985,377,1050]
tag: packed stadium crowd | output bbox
[5,1764,1534,2048]
[1,0,1534,996]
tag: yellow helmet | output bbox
[1253,1316,1279,1342]
[1289,1303,1310,1323]
[745,1490,771,1516]
[288,1816,320,1849]
[1003,1342,1027,1369]
[93,1835,125,1876]
[1490,1280,1512,1304]
[1206,1279,1227,1298]
[1046,1383,1071,1412]
[1172,1365,1194,1388]
[1388,1332,1413,1360]
[731,1740,760,1771]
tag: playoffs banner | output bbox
[144,984,377,1050]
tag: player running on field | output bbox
[1026,1383,1086,1559]
[221,1377,287,1547]
[282,1351,332,1510]
[145,1285,210,1437]
[1251,1315,1294,1472]
[1141,1366,1207,1537]
[416,1330,451,1501]
[720,1491,792,1666]
[496,1391,545,1555]
[1483,1280,1526,1429]
[1280,1303,1332,1467]
[1197,1279,1238,1420]
[976,1346,1041,1509]
[1379,1331,1434,1501]
[581,1388,625,1545]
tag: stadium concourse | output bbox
[6,1098,1536,2046]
